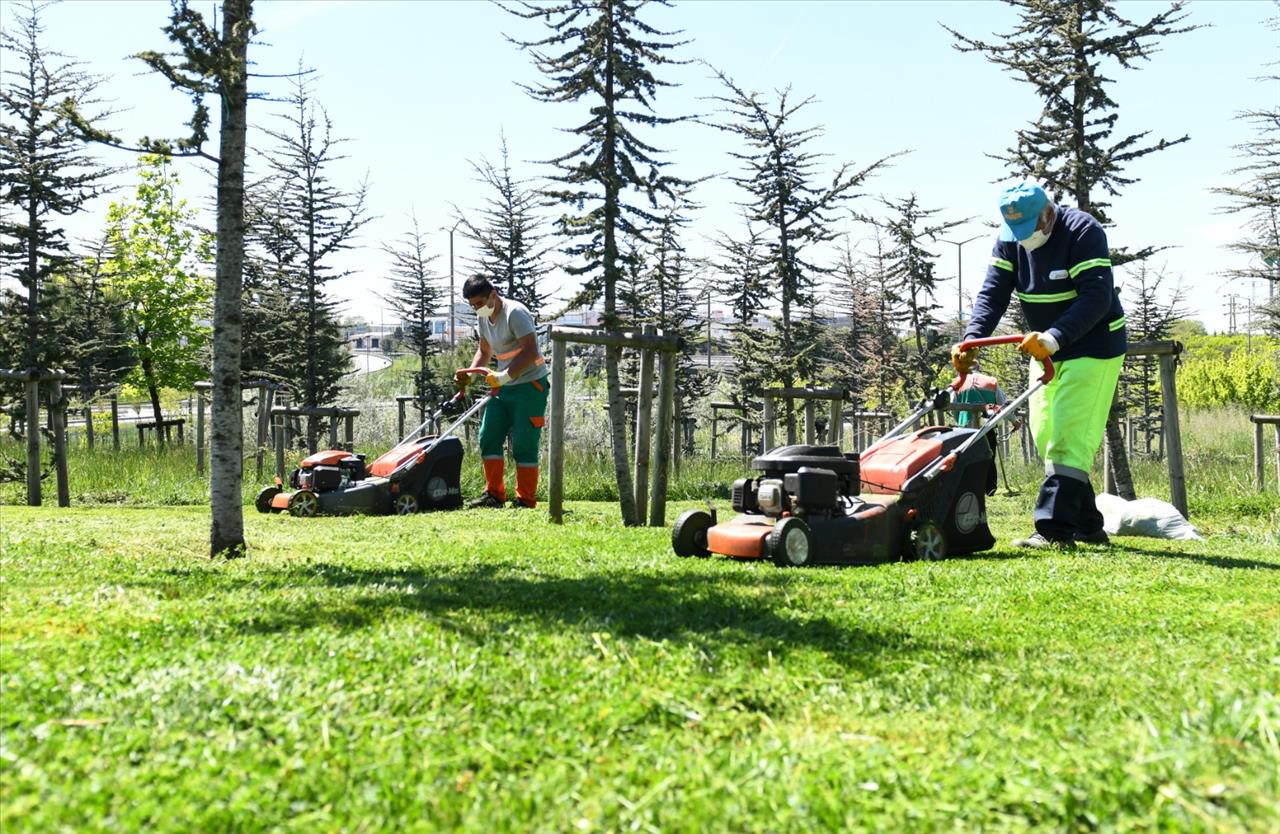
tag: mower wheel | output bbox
[395,493,419,515]
[672,510,713,558]
[288,489,319,518]
[770,517,813,567]
[255,486,282,514]
[913,520,948,561]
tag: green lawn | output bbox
[2,495,1277,833]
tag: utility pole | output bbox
[442,220,462,348]
[940,235,980,323]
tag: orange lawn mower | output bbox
[671,335,1054,566]
[256,369,496,517]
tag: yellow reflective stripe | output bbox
[1017,289,1079,303]
[1068,258,1111,279]
[1108,316,1126,331]
[990,257,1014,272]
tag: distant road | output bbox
[351,350,393,375]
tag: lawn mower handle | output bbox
[952,334,1055,390]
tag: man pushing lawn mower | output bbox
[954,181,1128,549]
[456,275,550,510]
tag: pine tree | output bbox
[0,0,112,371]
[257,71,370,446]
[1120,263,1186,457]
[55,235,134,406]
[828,237,883,403]
[459,132,552,314]
[877,194,962,401]
[713,219,772,427]
[709,69,896,441]
[1212,2,1279,335]
[383,212,447,416]
[505,0,692,525]
[947,0,1201,499]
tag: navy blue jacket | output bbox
[964,206,1127,361]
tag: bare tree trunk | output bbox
[209,0,252,558]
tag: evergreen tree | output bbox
[505,0,691,525]
[55,235,134,405]
[257,71,370,444]
[713,219,772,428]
[1120,263,1186,457]
[103,154,212,432]
[828,237,883,404]
[1212,2,1279,335]
[877,194,962,401]
[859,232,912,411]
[383,211,447,416]
[709,68,896,440]
[459,132,552,314]
[947,0,1201,498]
[0,0,112,370]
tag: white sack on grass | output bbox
[1095,493,1205,541]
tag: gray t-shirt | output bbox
[478,297,548,386]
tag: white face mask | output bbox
[1019,226,1051,252]
[476,301,495,320]
[1018,202,1054,252]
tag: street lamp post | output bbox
[442,220,462,348]
[940,235,981,323]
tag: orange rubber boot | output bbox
[515,465,539,508]
[482,458,507,501]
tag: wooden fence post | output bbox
[110,393,120,451]
[49,379,69,507]
[649,349,676,527]
[84,405,95,449]
[804,399,815,445]
[548,336,567,524]
[196,387,206,477]
[25,379,40,506]
[274,409,285,482]
[634,330,655,523]
[763,396,775,454]
[1157,352,1187,518]
[1255,418,1265,491]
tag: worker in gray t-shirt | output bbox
[454,275,550,508]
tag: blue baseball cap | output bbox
[997,182,1047,242]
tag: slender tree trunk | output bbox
[210,0,251,558]
[601,1,638,525]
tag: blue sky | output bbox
[11,0,1278,333]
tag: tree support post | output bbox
[110,393,120,451]
[1157,352,1187,518]
[649,349,676,527]
[196,385,207,477]
[633,326,656,523]
[25,379,40,506]
[50,379,69,507]
[548,336,567,524]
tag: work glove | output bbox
[951,343,978,375]
[485,368,512,389]
[453,368,472,392]
[1018,331,1060,361]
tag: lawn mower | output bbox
[256,376,492,518]
[671,335,1053,566]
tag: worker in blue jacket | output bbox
[953,181,1128,548]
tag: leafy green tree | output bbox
[257,71,370,446]
[103,154,211,431]
[383,211,448,416]
[459,132,552,314]
[506,0,691,525]
[947,0,1202,498]
[709,68,895,441]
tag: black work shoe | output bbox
[1011,532,1076,550]
[510,498,536,510]
[467,492,506,509]
[1075,528,1111,546]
